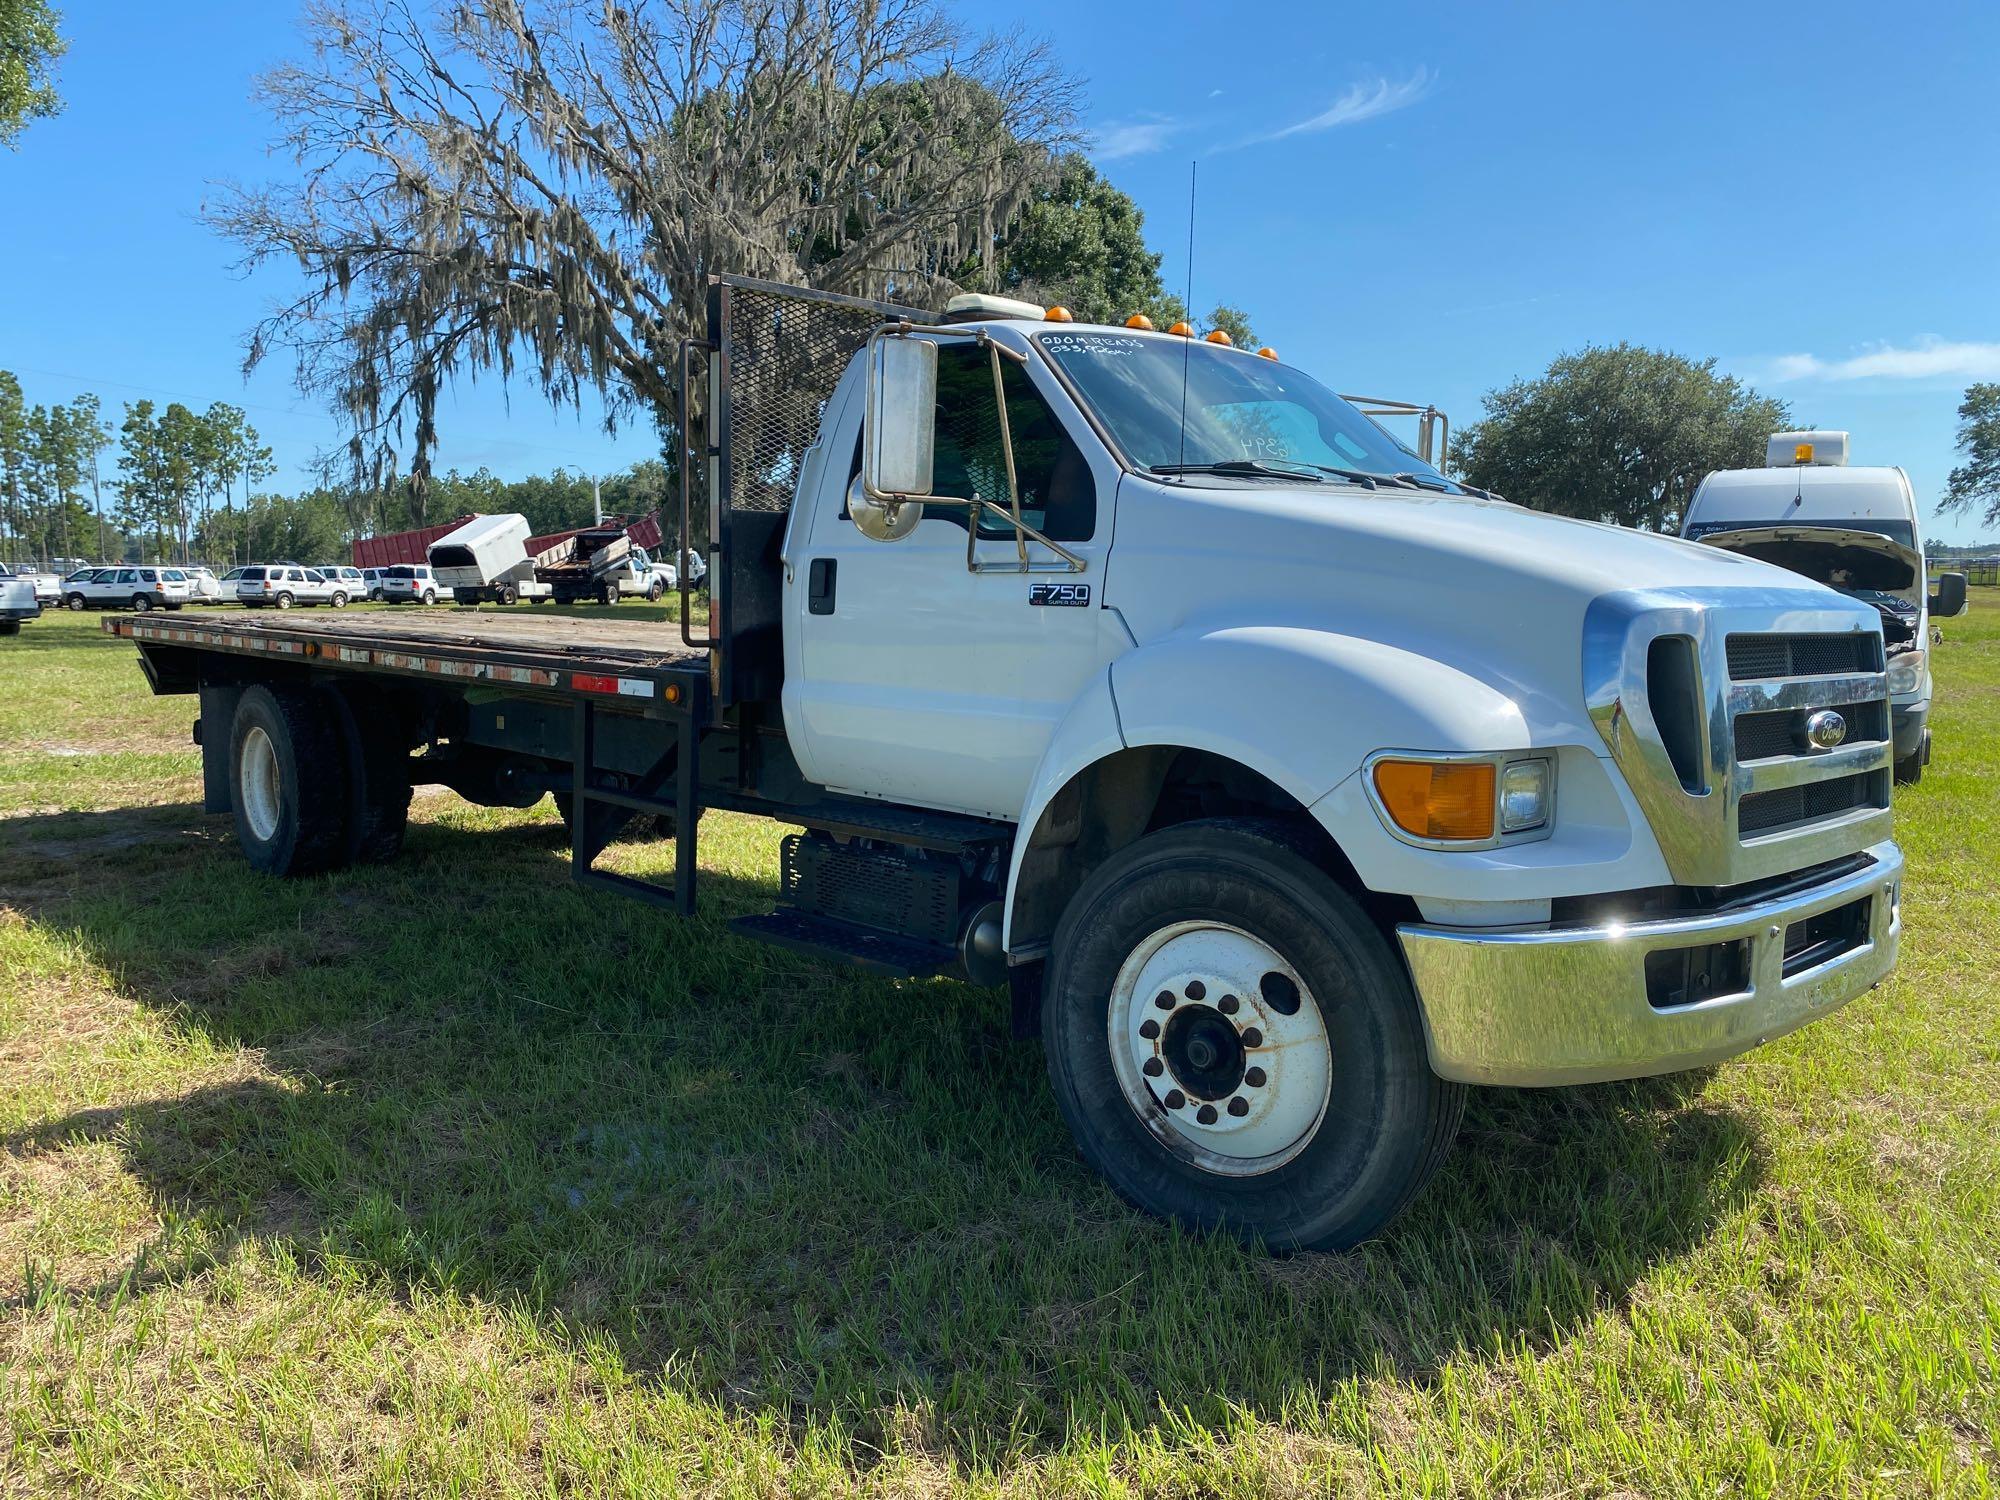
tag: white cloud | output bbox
[1763,339,2000,382]
[1234,67,1433,148]
[1092,116,1183,161]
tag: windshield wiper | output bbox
[1145,458,1404,490]
[1149,459,1333,483]
[1390,470,1503,501]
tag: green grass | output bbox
[2,601,1997,1497]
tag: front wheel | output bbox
[66,593,85,611]
[1042,819,1462,1252]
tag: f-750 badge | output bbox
[1030,583,1090,607]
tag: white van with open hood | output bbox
[1684,431,1968,783]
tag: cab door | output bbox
[786,330,1125,821]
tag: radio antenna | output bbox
[1177,159,1196,469]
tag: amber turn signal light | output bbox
[1044,305,1075,322]
[1372,760,1496,841]
[1125,313,1155,330]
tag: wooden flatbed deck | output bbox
[107,608,709,710]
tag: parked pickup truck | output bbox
[0,565,40,635]
[532,525,672,605]
[106,276,1904,1251]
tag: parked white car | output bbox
[0,565,41,634]
[236,564,352,609]
[313,564,368,598]
[63,565,194,611]
[379,563,444,604]
[360,568,388,601]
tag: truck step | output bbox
[729,909,958,978]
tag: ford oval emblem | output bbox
[1805,709,1848,749]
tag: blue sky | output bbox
[4,1,1998,537]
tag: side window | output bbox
[928,343,1095,542]
[114,569,136,584]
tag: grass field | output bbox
[2,599,1996,1497]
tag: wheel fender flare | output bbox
[1002,628,1536,951]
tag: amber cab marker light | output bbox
[1167,320,1194,337]
[1372,759,1497,841]
[1125,313,1156,330]
[1203,329,1233,346]
[1256,346,1280,361]
[1794,442,1814,464]
[1044,305,1075,323]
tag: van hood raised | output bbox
[1689,524,1921,599]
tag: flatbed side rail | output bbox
[105,614,702,713]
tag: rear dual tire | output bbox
[230,684,410,876]
[1042,818,1462,1252]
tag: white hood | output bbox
[1106,478,1830,740]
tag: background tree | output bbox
[1940,383,2000,527]
[0,372,25,563]
[1451,343,1789,531]
[69,391,111,560]
[209,0,1078,504]
[0,0,64,148]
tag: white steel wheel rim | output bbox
[1107,920,1332,1177]
[239,725,282,844]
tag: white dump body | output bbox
[428,513,534,590]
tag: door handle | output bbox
[808,557,837,615]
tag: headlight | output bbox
[1370,755,1553,843]
[1498,758,1552,832]
[1886,649,1925,696]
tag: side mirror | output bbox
[1931,570,1968,619]
[862,335,936,502]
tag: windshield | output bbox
[1035,332,1441,483]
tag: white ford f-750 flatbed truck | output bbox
[107,276,1903,1250]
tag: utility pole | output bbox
[593,475,603,527]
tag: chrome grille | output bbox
[1727,632,1882,680]
[1739,769,1890,835]
[1587,591,1895,885]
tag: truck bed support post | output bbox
[567,695,701,917]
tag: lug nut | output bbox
[1227,1096,1249,1117]
[1155,990,1175,1010]
[1185,980,1206,1001]
[1219,994,1239,1015]
[1245,1066,1267,1088]
[1240,1027,1263,1048]
[1164,1089,1186,1110]
[1196,1104,1218,1125]
[1143,1057,1163,1077]
[1139,1018,1160,1040]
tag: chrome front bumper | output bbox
[1397,842,1902,1086]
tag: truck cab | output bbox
[1683,430,1968,782]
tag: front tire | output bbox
[230,685,349,876]
[66,593,85,611]
[1042,819,1462,1252]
